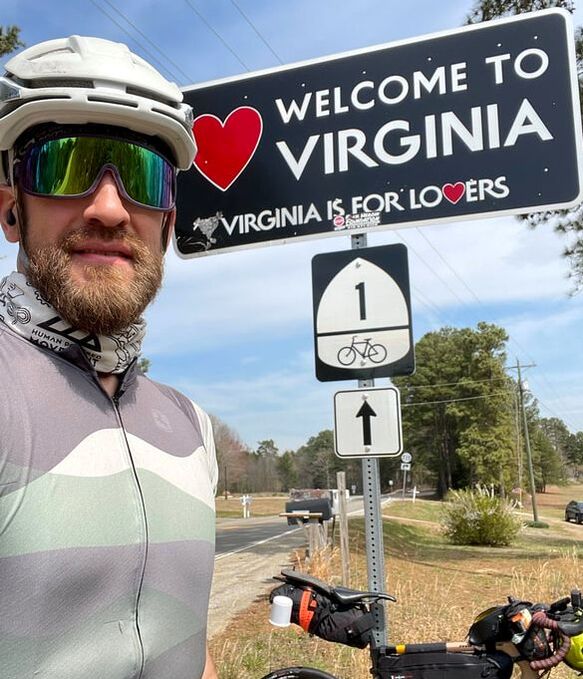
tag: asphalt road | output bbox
[214,495,389,558]
[215,515,302,557]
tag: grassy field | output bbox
[215,495,287,518]
[210,484,583,679]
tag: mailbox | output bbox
[284,498,333,525]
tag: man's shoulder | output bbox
[137,373,210,428]
[136,374,217,487]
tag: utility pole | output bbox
[508,359,538,523]
[513,390,523,508]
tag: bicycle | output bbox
[337,336,387,366]
[260,568,583,679]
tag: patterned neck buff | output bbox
[0,271,145,374]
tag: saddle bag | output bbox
[269,582,373,648]
[375,651,513,679]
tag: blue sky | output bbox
[1,0,582,451]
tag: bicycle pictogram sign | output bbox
[336,336,388,366]
[311,244,414,381]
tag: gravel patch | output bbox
[208,525,306,638]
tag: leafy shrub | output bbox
[441,489,522,547]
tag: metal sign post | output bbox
[352,232,387,646]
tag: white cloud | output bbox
[172,349,337,450]
[144,213,575,360]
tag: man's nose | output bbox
[82,171,130,228]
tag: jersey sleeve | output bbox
[189,401,218,495]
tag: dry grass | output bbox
[216,496,287,518]
[210,487,583,678]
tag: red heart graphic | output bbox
[442,182,465,204]
[192,107,263,192]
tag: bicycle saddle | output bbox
[277,569,334,596]
[332,586,396,605]
[277,569,397,605]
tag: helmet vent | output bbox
[127,86,177,109]
[152,106,186,127]
[87,95,138,108]
[29,78,95,90]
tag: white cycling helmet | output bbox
[0,35,196,183]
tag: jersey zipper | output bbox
[112,394,149,679]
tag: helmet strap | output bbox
[7,151,31,272]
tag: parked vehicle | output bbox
[565,500,583,523]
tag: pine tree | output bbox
[466,0,583,292]
[0,26,23,58]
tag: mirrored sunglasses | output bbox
[15,135,176,211]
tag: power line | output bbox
[412,228,537,364]
[529,372,578,429]
[410,285,448,319]
[394,229,471,308]
[100,0,194,83]
[535,396,579,432]
[409,228,572,429]
[415,228,483,304]
[228,0,284,65]
[403,376,512,391]
[402,389,514,408]
[183,0,251,71]
[88,0,179,82]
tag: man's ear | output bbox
[0,185,20,243]
[162,209,176,252]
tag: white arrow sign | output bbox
[334,387,403,458]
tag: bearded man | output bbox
[0,36,218,679]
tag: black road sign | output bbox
[312,243,414,381]
[175,9,582,258]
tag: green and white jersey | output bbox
[0,322,217,678]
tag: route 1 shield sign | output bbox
[312,243,414,381]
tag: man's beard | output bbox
[24,226,164,336]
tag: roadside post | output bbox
[174,8,583,648]
[336,471,350,586]
[279,510,326,557]
[401,466,408,499]
[401,452,412,499]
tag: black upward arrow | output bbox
[356,400,377,446]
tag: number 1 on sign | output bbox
[355,281,366,320]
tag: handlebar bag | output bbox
[376,651,513,679]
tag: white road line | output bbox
[215,499,393,560]
[215,526,301,561]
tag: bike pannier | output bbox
[375,651,513,679]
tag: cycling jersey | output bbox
[0,320,218,679]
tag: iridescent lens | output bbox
[20,136,175,210]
